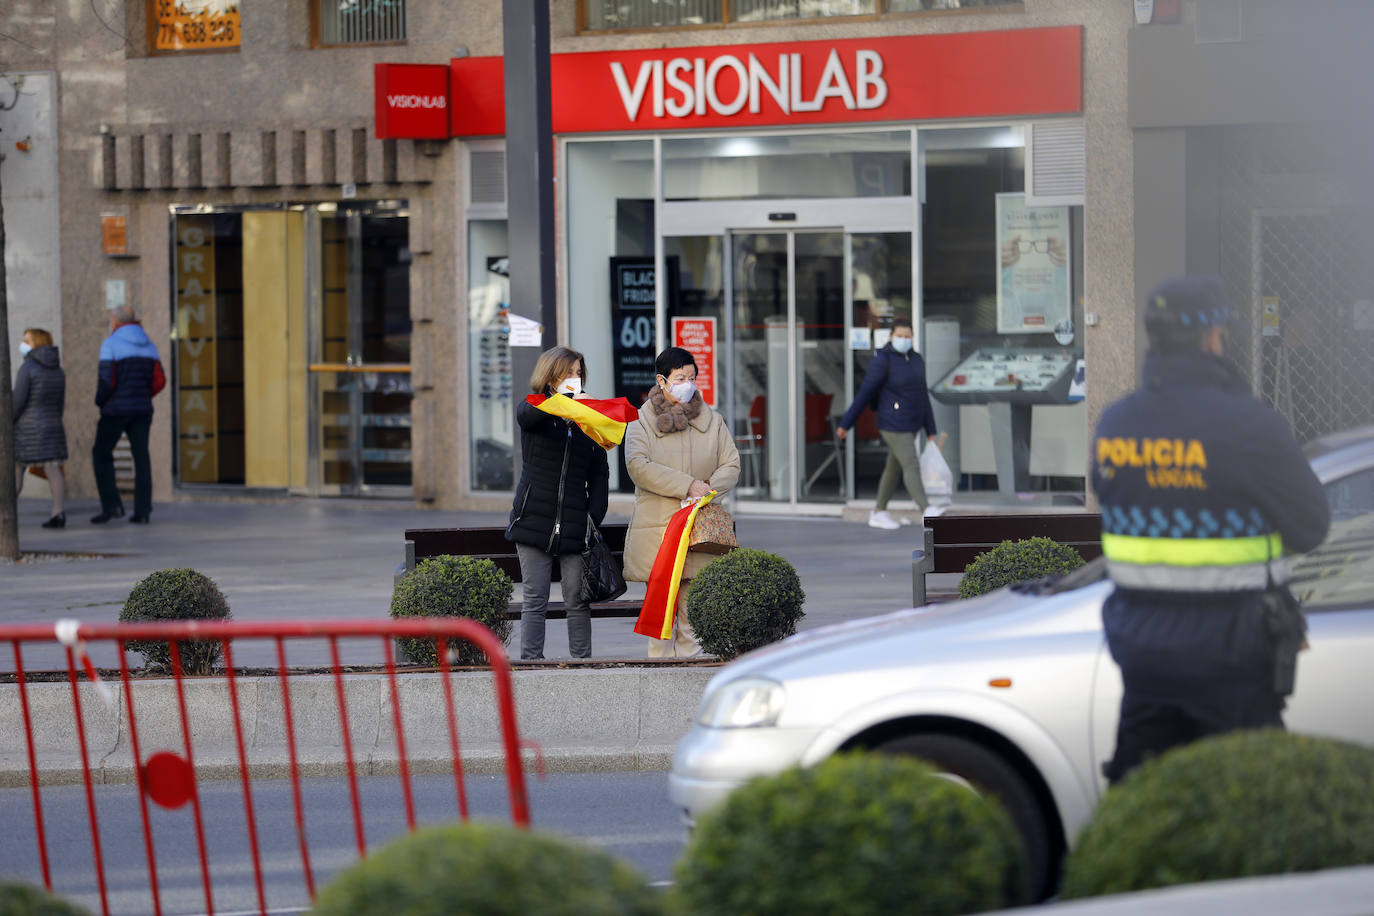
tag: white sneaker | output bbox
[899,515,915,526]
[868,510,901,530]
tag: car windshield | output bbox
[1290,509,1374,612]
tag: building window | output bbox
[316,0,407,45]
[581,0,1019,31]
[151,0,240,52]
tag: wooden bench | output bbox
[911,513,1103,605]
[402,525,642,621]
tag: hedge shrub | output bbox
[1062,730,1374,898]
[311,822,669,916]
[0,881,91,916]
[119,568,232,676]
[685,548,804,661]
[675,752,1026,916]
[957,537,1085,599]
[390,555,513,666]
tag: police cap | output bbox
[1144,275,1233,330]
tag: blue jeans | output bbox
[514,543,591,659]
[93,414,152,517]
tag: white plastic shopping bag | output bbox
[920,439,953,507]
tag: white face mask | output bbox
[890,336,914,354]
[668,380,697,404]
[557,376,582,396]
[18,342,33,356]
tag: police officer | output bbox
[1092,275,1330,784]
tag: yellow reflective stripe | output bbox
[1101,532,1283,567]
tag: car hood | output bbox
[706,580,1113,692]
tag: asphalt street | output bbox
[2,495,958,671]
[0,770,684,915]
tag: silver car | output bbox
[669,426,1374,899]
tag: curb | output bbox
[0,666,716,787]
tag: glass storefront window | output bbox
[918,127,1085,503]
[468,219,513,491]
[566,139,656,491]
[662,131,910,201]
[581,1,1020,31]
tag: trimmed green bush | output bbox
[119,568,232,676]
[685,548,805,661]
[1062,730,1374,898]
[390,555,513,666]
[675,752,1026,916]
[0,881,91,916]
[311,822,669,915]
[957,537,1085,599]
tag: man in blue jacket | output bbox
[92,305,165,524]
[837,318,939,529]
[1092,276,1330,783]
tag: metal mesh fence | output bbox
[1217,125,1374,445]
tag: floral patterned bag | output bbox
[688,503,738,554]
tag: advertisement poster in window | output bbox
[996,193,1071,334]
[672,316,717,408]
[154,1,240,52]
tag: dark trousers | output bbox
[1104,683,1285,784]
[514,543,590,660]
[93,414,153,517]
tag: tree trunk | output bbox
[0,157,20,561]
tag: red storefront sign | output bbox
[673,317,717,408]
[375,63,451,139]
[439,26,1081,137]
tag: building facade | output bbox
[2,1,1362,516]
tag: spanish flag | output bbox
[634,491,717,641]
[526,394,639,449]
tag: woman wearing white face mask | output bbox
[504,346,609,659]
[623,347,740,657]
[836,318,939,530]
[13,328,69,528]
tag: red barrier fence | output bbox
[2,619,531,916]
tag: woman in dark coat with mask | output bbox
[13,328,68,528]
[836,318,939,530]
[505,346,610,659]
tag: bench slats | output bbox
[926,513,1103,574]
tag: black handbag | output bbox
[581,520,628,603]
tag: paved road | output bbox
[3,496,957,671]
[0,770,685,914]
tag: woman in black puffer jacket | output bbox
[505,346,610,659]
[13,328,69,529]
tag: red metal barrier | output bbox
[3,619,531,916]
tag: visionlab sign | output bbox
[374,63,450,139]
[375,27,1081,139]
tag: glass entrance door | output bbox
[308,202,413,496]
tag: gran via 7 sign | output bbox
[442,27,1081,137]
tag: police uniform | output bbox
[1091,276,1331,783]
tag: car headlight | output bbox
[697,677,785,728]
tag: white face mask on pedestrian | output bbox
[667,380,697,404]
[891,336,914,354]
[18,342,33,356]
[557,376,582,396]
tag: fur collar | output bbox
[647,386,704,433]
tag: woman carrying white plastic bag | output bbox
[920,434,953,515]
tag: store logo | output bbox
[386,94,447,110]
[610,49,888,121]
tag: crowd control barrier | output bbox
[2,618,532,916]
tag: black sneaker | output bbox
[129,515,150,524]
[90,507,125,524]
[41,513,66,529]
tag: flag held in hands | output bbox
[526,393,639,449]
[634,490,717,641]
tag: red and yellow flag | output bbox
[634,491,717,641]
[526,394,639,449]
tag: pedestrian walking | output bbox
[1092,275,1331,784]
[504,347,612,660]
[92,305,165,524]
[836,317,939,529]
[13,328,68,528]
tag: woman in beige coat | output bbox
[624,347,740,657]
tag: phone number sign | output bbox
[672,317,717,408]
[155,1,240,51]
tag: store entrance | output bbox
[308,203,413,496]
[664,221,913,507]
